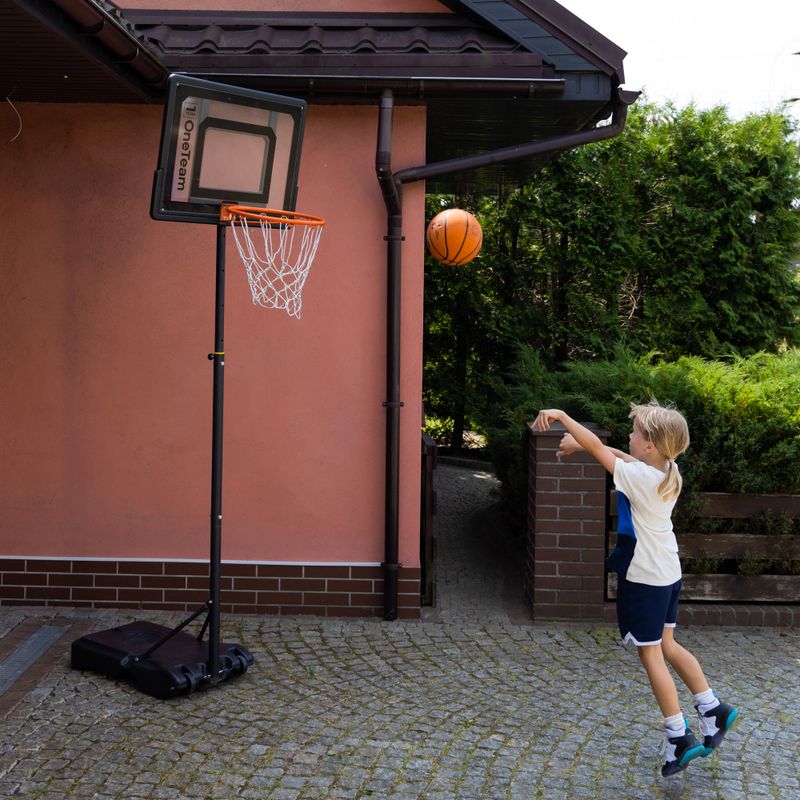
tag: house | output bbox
[0,0,631,619]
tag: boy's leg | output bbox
[617,578,707,774]
[660,629,739,754]
[660,627,709,695]
[639,644,706,776]
[638,644,681,716]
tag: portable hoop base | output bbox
[71,620,253,700]
[71,226,251,699]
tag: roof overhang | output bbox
[123,7,623,191]
[0,0,166,102]
[0,0,631,193]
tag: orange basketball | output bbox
[426,209,483,266]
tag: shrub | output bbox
[486,348,800,531]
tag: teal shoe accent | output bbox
[661,722,706,777]
[662,740,706,776]
[727,707,739,730]
[679,744,706,766]
[698,703,741,754]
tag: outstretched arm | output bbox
[558,433,636,463]
[533,409,617,474]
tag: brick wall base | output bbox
[603,601,799,628]
[0,558,421,619]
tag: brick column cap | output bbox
[528,420,610,438]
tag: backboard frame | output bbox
[150,74,307,225]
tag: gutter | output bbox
[15,0,166,98]
[160,74,565,103]
[395,87,640,183]
[377,85,639,620]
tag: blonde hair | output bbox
[629,400,690,502]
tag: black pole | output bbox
[208,224,226,680]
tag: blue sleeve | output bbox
[606,491,636,576]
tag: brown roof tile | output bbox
[127,11,534,62]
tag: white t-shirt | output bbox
[614,458,682,586]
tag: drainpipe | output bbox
[376,85,638,620]
[376,89,404,620]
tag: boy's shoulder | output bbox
[615,456,646,474]
[616,457,661,477]
[615,457,663,492]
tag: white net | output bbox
[228,212,324,319]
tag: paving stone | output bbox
[0,464,798,798]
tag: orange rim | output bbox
[220,204,325,226]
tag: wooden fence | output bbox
[607,492,800,603]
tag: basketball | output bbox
[426,209,483,266]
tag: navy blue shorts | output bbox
[616,577,682,646]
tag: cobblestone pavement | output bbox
[0,463,799,799]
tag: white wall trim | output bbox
[0,555,383,567]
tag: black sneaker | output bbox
[696,701,739,754]
[661,722,706,777]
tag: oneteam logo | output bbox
[175,102,198,193]
[169,99,200,203]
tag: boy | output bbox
[534,402,739,776]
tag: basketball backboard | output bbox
[151,75,306,225]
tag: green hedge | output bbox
[485,347,800,530]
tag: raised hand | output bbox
[557,433,582,458]
[533,408,564,432]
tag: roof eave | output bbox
[440,0,627,83]
[7,0,166,100]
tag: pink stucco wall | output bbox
[0,101,426,568]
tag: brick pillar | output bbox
[526,421,609,621]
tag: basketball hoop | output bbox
[220,204,325,319]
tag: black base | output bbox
[71,620,254,699]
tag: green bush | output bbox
[422,415,454,447]
[486,347,800,531]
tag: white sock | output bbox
[664,712,685,737]
[693,688,719,714]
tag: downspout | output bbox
[376,89,404,620]
[376,85,638,620]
